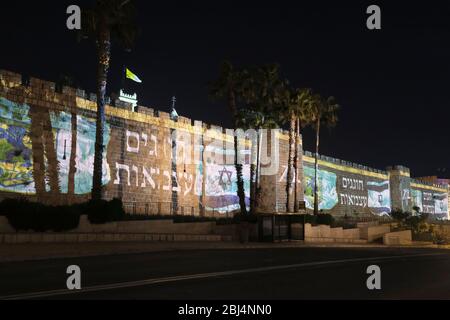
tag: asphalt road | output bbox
[0,247,449,300]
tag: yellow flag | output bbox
[126,68,142,83]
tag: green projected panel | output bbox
[0,97,111,195]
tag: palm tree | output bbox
[237,64,281,214]
[290,88,313,212]
[275,82,296,213]
[237,107,278,214]
[309,94,340,215]
[200,128,214,217]
[210,61,247,215]
[68,113,77,197]
[79,0,137,201]
[286,95,296,214]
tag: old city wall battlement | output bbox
[302,155,449,219]
[0,70,448,219]
[0,70,297,217]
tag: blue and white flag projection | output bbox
[303,163,392,216]
[367,181,391,216]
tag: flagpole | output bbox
[121,65,126,91]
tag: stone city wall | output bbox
[0,70,448,219]
[303,153,449,219]
[0,70,299,217]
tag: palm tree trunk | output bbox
[29,107,46,201]
[294,117,300,213]
[229,88,247,215]
[68,113,77,197]
[314,119,320,215]
[201,135,207,217]
[254,129,261,209]
[286,113,295,213]
[92,25,111,201]
[234,136,247,215]
[42,110,61,197]
[249,138,257,214]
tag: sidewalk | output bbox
[1,241,447,263]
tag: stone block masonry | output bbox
[303,153,449,220]
[0,69,448,219]
[0,70,302,216]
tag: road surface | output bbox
[0,246,449,300]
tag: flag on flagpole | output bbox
[126,68,142,83]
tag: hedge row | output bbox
[0,198,125,232]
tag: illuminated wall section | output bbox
[0,98,111,196]
[0,93,250,215]
[202,164,250,213]
[0,97,34,194]
[50,111,111,195]
[411,186,448,219]
[1,71,448,218]
[303,156,391,216]
[367,181,391,216]
[304,166,338,211]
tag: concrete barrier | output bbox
[1,215,220,235]
[0,215,235,244]
[72,216,216,235]
[0,233,232,244]
[359,225,391,242]
[304,237,368,244]
[304,224,361,243]
[213,224,259,242]
[356,221,380,229]
[383,230,412,245]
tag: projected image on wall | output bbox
[433,192,448,218]
[303,166,338,211]
[198,163,250,214]
[411,189,423,212]
[0,98,111,196]
[367,180,391,216]
[0,98,34,194]
[411,189,448,219]
[51,111,111,195]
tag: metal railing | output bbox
[122,201,196,216]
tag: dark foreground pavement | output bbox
[0,246,449,300]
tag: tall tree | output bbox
[290,88,313,212]
[80,0,137,200]
[309,95,340,215]
[210,61,247,215]
[276,82,296,213]
[237,64,281,214]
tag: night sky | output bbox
[2,0,450,178]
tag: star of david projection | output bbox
[218,167,233,190]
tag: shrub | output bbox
[86,198,125,224]
[390,210,432,234]
[316,214,335,226]
[289,214,334,226]
[0,198,126,231]
[0,198,80,232]
[233,213,258,224]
